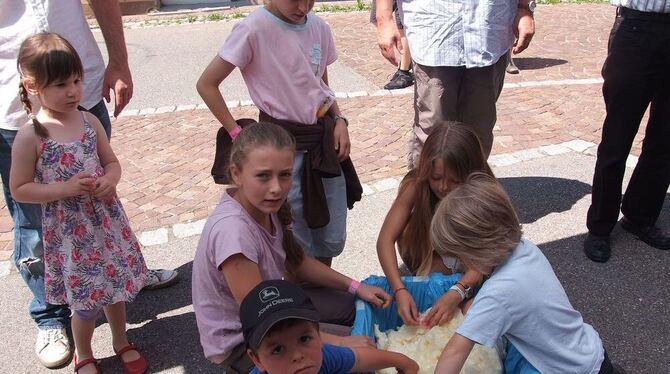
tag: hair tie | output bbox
[28,113,36,120]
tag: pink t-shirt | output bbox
[192,189,286,363]
[219,8,338,125]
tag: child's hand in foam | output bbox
[422,291,462,328]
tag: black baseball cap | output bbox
[240,280,321,349]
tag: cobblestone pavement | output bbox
[0,4,649,257]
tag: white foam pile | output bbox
[374,309,502,374]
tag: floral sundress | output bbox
[36,112,148,311]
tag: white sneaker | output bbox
[35,327,72,368]
[143,268,180,290]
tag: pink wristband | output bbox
[228,125,242,140]
[347,279,361,295]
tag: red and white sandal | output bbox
[113,342,148,374]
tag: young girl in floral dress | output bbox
[10,33,148,374]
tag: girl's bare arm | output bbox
[220,253,264,304]
[377,181,421,325]
[377,180,415,293]
[196,57,239,131]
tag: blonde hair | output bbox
[17,32,84,138]
[230,122,305,276]
[399,122,494,275]
[430,172,521,272]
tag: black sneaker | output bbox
[384,69,414,90]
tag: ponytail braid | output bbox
[278,201,305,277]
[18,82,48,138]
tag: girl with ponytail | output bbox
[191,122,391,373]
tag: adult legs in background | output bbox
[0,128,71,368]
[506,49,519,74]
[408,56,506,168]
[585,15,670,262]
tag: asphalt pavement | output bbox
[92,21,377,111]
[2,151,668,373]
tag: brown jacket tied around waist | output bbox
[211,112,362,229]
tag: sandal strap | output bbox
[74,357,98,372]
[115,342,139,356]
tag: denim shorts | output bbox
[288,152,347,258]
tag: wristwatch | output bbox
[518,0,536,13]
[456,282,474,300]
[333,114,349,127]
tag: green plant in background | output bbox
[207,13,224,21]
[231,11,245,19]
[356,0,367,11]
[187,15,198,23]
[317,0,370,13]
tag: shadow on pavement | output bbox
[127,261,193,324]
[514,57,568,71]
[499,176,592,224]
[125,261,221,372]
[534,195,670,374]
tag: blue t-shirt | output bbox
[250,344,355,374]
[456,239,604,374]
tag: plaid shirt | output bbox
[398,0,517,68]
[611,0,670,13]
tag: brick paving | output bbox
[331,4,614,88]
[0,4,650,258]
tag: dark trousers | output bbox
[587,9,670,236]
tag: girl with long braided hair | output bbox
[191,122,391,373]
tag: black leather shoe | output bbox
[584,233,611,262]
[620,217,670,250]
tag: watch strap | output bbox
[449,285,466,300]
[333,114,349,127]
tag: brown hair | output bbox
[430,172,522,273]
[16,32,84,138]
[399,122,494,275]
[230,122,305,276]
